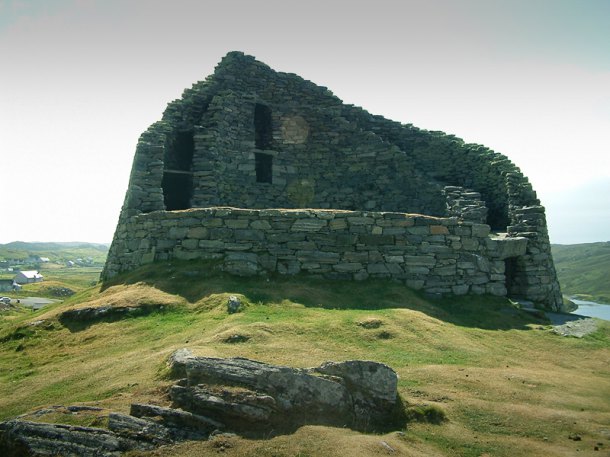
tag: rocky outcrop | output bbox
[0,419,157,457]
[58,304,167,330]
[0,354,405,456]
[168,352,402,433]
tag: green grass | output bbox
[1,259,609,457]
[552,242,610,303]
[2,266,102,301]
[0,241,108,264]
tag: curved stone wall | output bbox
[103,207,529,299]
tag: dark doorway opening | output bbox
[255,153,273,183]
[166,131,195,171]
[163,130,194,210]
[162,172,193,210]
[505,257,518,295]
[487,201,509,231]
[254,104,272,150]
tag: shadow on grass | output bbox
[100,259,550,331]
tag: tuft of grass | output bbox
[406,405,448,424]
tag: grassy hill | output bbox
[0,241,107,298]
[0,241,109,264]
[0,260,608,456]
[552,242,610,303]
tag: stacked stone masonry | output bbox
[107,207,536,299]
[103,51,562,309]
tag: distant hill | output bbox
[0,241,109,265]
[552,241,610,303]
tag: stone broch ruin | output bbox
[102,51,562,309]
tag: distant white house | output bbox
[27,256,50,263]
[14,270,44,284]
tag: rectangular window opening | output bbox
[254,103,272,150]
[255,153,273,184]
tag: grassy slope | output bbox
[0,260,608,457]
[2,265,102,300]
[552,242,610,303]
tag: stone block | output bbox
[486,283,507,296]
[471,224,491,237]
[181,239,199,250]
[235,229,265,241]
[405,266,430,275]
[405,255,436,267]
[406,279,425,290]
[141,251,155,264]
[187,227,209,239]
[430,225,449,235]
[225,219,250,229]
[461,238,479,251]
[347,216,375,226]
[386,263,404,275]
[297,250,340,264]
[432,265,456,276]
[452,284,469,295]
[407,226,430,235]
[278,260,300,275]
[259,254,277,271]
[224,243,253,251]
[489,235,528,260]
[329,218,348,230]
[199,239,225,249]
[287,241,317,250]
[157,239,176,249]
[250,220,272,230]
[367,263,389,274]
[174,249,201,260]
[291,219,327,232]
[384,255,404,263]
[209,228,233,239]
[359,235,394,246]
[354,270,369,281]
[421,244,452,254]
[334,234,358,245]
[333,263,364,273]
[344,251,369,262]
[169,227,188,239]
[382,227,407,235]
[202,218,224,227]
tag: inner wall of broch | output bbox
[104,52,562,309]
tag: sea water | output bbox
[571,298,610,321]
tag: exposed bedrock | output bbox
[0,353,404,456]
[168,351,402,433]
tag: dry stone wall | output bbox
[104,207,530,298]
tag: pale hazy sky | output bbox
[1,0,609,244]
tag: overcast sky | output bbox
[1,0,609,245]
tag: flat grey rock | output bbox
[0,419,154,457]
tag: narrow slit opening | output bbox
[255,153,273,184]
